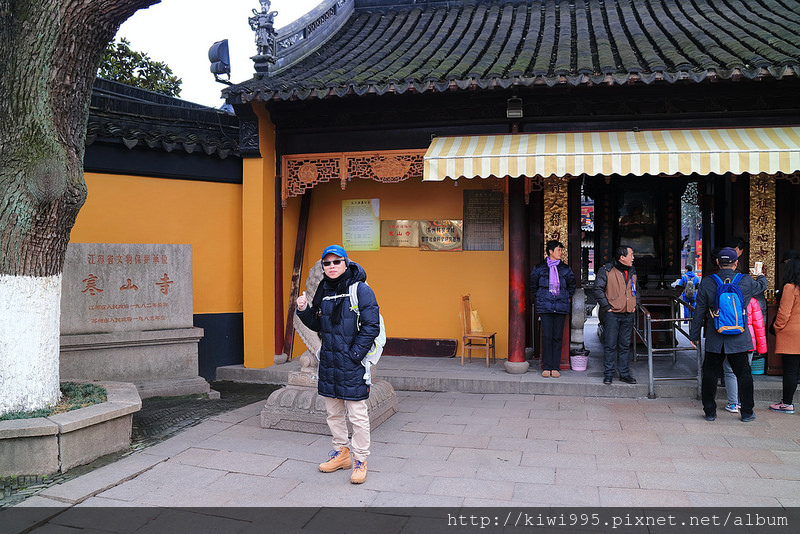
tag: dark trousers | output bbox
[603,311,634,378]
[702,350,754,417]
[541,313,567,371]
[781,354,800,406]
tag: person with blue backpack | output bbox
[671,264,701,320]
[689,247,756,422]
[296,245,381,484]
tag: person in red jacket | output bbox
[722,297,767,413]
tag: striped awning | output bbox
[423,127,800,181]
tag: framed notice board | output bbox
[463,190,504,251]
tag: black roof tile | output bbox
[225,0,800,103]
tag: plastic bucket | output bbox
[570,354,588,371]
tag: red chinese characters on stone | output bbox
[156,274,174,295]
[82,274,103,296]
[120,279,139,291]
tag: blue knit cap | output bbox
[321,245,348,261]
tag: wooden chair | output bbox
[460,294,496,367]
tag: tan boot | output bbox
[318,447,352,472]
[350,459,367,484]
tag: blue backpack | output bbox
[710,274,746,335]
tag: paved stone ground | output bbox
[4,385,800,534]
[0,382,278,508]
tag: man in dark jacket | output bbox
[593,246,640,385]
[689,247,756,422]
[296,245,380,484]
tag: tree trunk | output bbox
[0,0,158,414]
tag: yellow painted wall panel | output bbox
[287,177,510,359]
[72,173,243,315]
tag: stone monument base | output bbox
[261,372,397,434]
[60,328,209,399]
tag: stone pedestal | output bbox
[59,244,207,398]
[260,371,397,434]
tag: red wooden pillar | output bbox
[508,177,526,363]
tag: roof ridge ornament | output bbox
[249,0,278,73]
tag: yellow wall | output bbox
[241,105,277,368]
[286,177,510,359]
[72,173,243,315]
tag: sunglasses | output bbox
[322,259,344,267]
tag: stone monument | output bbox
[59,243,208,398]
[261,261,397,433]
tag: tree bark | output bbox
[0,0,158,414]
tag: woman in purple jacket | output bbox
[530,240,576,378]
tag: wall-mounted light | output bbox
[209,39,232,85]
[506,97,523,119]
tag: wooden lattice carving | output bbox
[282,150,425,205]
[283,156,344,206]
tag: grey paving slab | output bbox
[475,463,554,484]
[426,477,515,500]
[42,505,161,533]
[555,467,640,489]
[596,455,677,473]
[520,451,597,469]
[210,472,300,503]
[279,479,379,507]
[672,458,760,478]
[598,487,692,506]
[170,448,285,476]
[697,445,782,463]
[446,447,523,465]
[39,453,165,503]
[512,482,600,506]
[687,492,782,507]
[420,432,490,449]
[469,423,529,438]
[487,436,558,453]
[357,470,434,494]
[718,475,800,497]
[626,443,701,460]
[398,458,480,479]
[635,471,727,493]
[125,508,251,534]
[370,442,452,461]
[371,491,463,507]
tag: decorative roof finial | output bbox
[249,0,278,72]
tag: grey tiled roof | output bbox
[89,79,239,158]
[226,0,800,102]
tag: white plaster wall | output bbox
[0,274,62,414]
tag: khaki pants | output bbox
[324,397,370,462]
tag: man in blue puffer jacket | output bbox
[296,245,380,484]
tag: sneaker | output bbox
[619,375,636,384]
[350,459,367,484]
[703,413,717,422]
[769,402,795,414]
[319,447,352,472]
[741,413,756,422]
[603,377,613,385]
[724,403,740,413]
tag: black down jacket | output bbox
[529,261,577,314]
[297,261,380,401]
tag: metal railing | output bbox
[633,297,702,399]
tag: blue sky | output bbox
[117,0,320,107]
